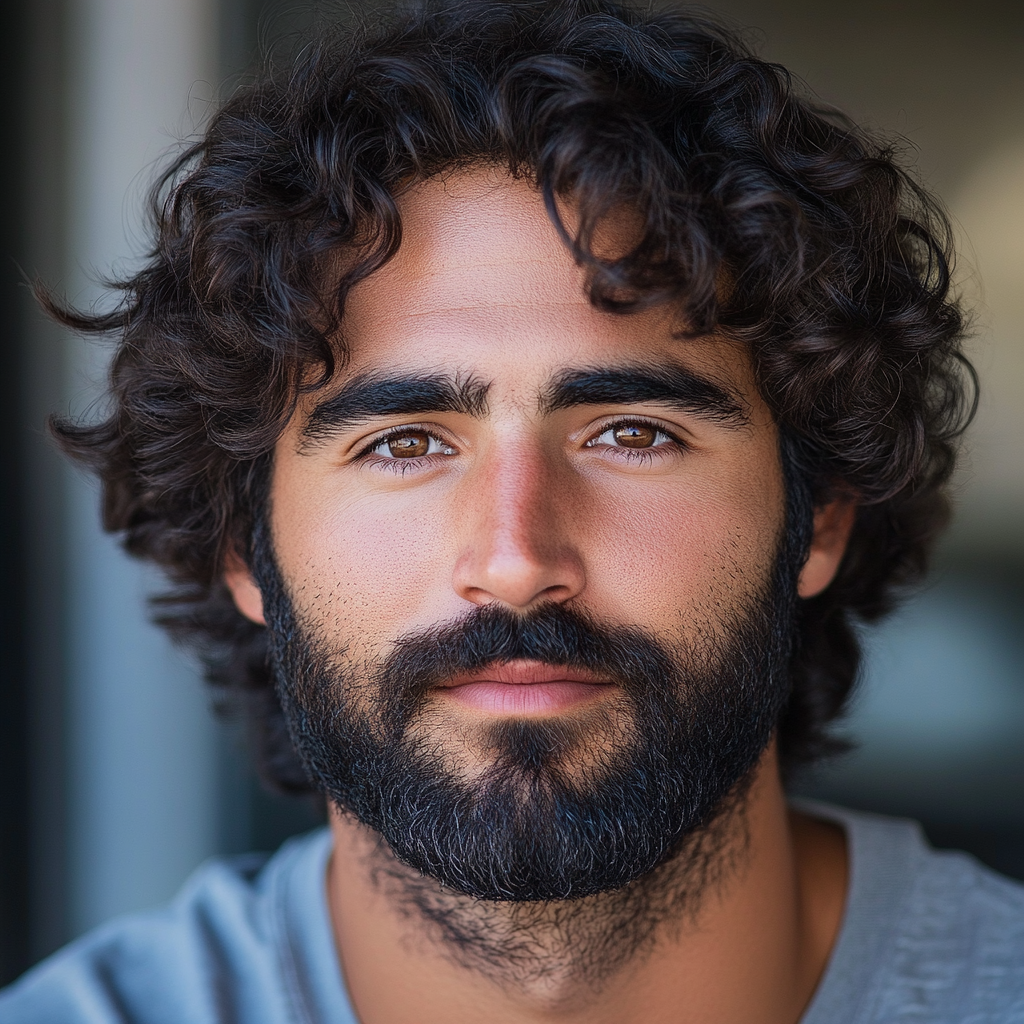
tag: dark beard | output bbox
[359,778,751,989]
[253,534,801,907]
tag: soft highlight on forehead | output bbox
[346,168,597,329]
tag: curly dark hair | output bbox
[45,0,974,793]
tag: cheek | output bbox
[271,475,459,651]
[577,461,784,629]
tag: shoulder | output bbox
[801,802,1024,1024]
[0,829,334,1024]
[891,840,1024,1018]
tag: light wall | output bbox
[51,0,221,941]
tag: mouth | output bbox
[435,659,617,715]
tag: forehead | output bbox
[337,167,757,400]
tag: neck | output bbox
[325,744,847,1024]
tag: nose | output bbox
[452,438,586,610]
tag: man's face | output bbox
[250,169,794,899]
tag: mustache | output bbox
[371,602,683,721]
[388,602,676,683]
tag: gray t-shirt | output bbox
[2,803,1022,1022]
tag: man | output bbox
[3,1,1022,1021]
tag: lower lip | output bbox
[442,681,615,715]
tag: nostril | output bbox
[452,548,586,611]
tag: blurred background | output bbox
[1,0,1022,987]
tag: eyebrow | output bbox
[541,365,749,426]
[301,372,490,447]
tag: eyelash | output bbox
[585,417,688,462]
[354,418,686,472]
[354,426,457,474]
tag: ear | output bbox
[224,549,267,626]
[797,497,857,600]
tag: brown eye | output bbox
[387,432,430,457]
[613,424,658,448]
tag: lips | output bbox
[436,659,615,714]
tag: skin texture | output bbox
[227,167,853,1023]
